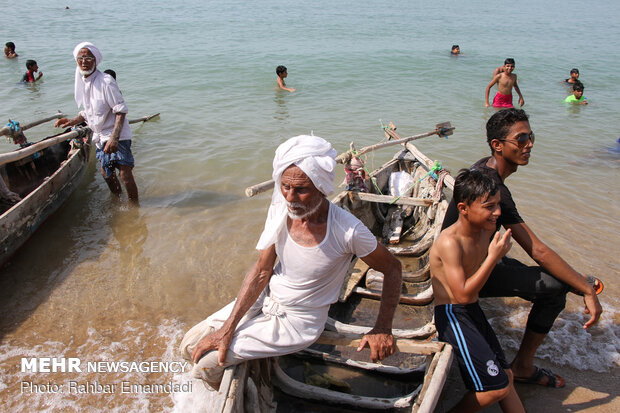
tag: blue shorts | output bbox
[435,302,509,392]
[95,140,135,179]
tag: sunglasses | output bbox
[76,56,95,63]
[500,132,535,147]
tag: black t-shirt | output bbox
[441,157,524,231]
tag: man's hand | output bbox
[583,292,602,329]
[356,328,395,362]
[519,97,525,107]
[54,117,72,128]
[191,328,234,365]
[104,139,119,154]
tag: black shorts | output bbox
[435,302,510,392]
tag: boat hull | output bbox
[0,135,91,267]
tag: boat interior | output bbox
[0,139,71,214]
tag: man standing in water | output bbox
[181,135,402,389]
[55,42,138,205]
[441,108,603,388]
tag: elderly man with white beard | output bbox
[180,135,402,389]
[55,42,139,205]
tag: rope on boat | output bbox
[433,169,450,204]
[351,148,383,195]
[389,161,443,205]
[5,119,21,141]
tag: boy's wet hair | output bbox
[570,68,579,75]
[504,58,515,65]
[451,45,459,50]
[453,168,498,205]
[573,82,584,92]
[486,108,530,151]
[6,42,15,50]
[104,69,117,80]
[25,59,37,70]
[276,65,287,75]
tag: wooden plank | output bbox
[0,112,65,137]
[0,128,90,166]
[415,344,453,413]
[315,330,444,356]
[353,284,433,306]
[214,366,237,413]
[325,317,436,340]
[222,362,248,413]
[338,259,369,302]
[338,191,434,207]
[299,348,426,375]
[413,352,442,412]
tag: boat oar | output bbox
[0,111,66,138]
[244,122,455,198]
[128,113,160,125]
[0,127,91,167]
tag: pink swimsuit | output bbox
[492,92,514,108]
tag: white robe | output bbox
[182,202,377,361]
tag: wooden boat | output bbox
[0,114,92,267]
[0,113,159,267]
[214,122,456,412]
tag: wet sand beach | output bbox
[438,354,620,412]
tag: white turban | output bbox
[256,135,337,250]
[73,42,103,108]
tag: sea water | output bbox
[1,0,619,411]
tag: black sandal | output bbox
[514,366,565,388]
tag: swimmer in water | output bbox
[4,42,18,58]
[22,60,43,83]
[564,82,587,105]
[276,65,295,92]
[564,68,580,84]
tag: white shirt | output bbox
[77,70,131,148]
[202,201,378,359]
[270,201,378,308]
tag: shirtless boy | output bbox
[276,65,295,92]
[431,169,525,413]
[4,42,18,58]
[564,68,579,84]
[22,60,43,83]
[486,58,524,108]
